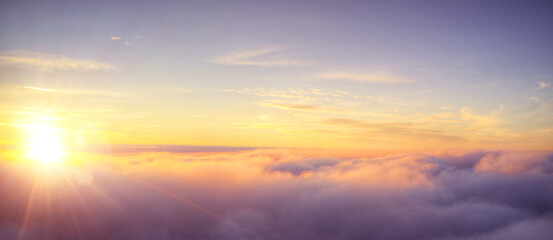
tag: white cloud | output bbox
[320,72,408,83]
[208,46,313,67]
[0,51,117,71]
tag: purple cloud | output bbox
[1,150,552,239]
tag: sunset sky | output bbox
[1,1,553,240]
[1,0,552,152]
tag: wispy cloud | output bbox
[322,118,463,142]
[537,82,550,90]
[14,85,124,97]
[19,86,54,92]
[0,51,117,71]
[258,102,320,111]
[230,88,348,102]
[320,72,408,83]
[111,36,135,46]
[208,46,313,67]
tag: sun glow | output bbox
[25,124,66,164]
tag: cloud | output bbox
[320,72,408,83]
[537,82,550,90]
[229,87,350,115]
[20,86,54,92]
[13,86,124,98]
[474,151,553,174]
[322,118,464,142]
[208,46,313,67]
[110,36,122,40]
[0,51,117,71]
[257,102,343,114]
[258,102,320,111]
[81,144,258,154]
[1,149,552,239]
[413,107,506,139]
[229,88,349,108]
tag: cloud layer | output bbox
[1,149,552,239]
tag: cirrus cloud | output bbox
[320,72,409,83]
[0,51,117,71]
[208,46,313,67]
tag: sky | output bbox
[1,0,552,152]
[1,1,553,239]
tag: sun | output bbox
[25,124,66,164]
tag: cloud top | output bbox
[1,149,552,239]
